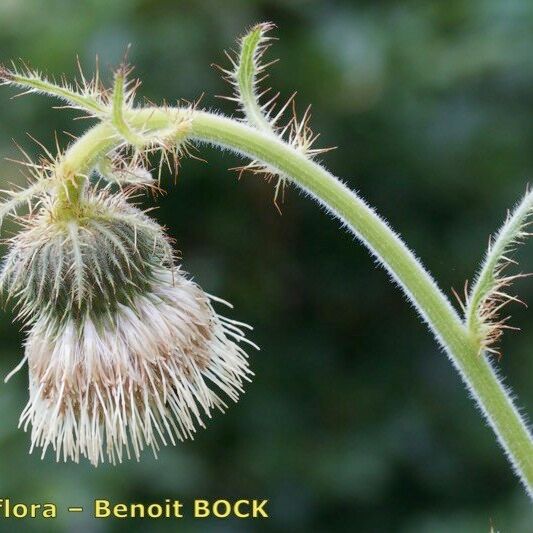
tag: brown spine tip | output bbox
[0,65,14,82]
[254,22,276,32]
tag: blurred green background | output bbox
[0,0,532,531]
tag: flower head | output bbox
[1,187,254,465]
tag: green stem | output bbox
[53,123,116,215]
[191,112,533,497]
[58,108,533,498]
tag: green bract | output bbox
[1,188,173,326]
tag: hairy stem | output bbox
[54,123,116,212]
[57,108,533,498]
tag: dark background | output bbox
[0,0,532,531]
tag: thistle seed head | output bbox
[20,269,252,465]
[1,188,254,465]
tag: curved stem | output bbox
[58,108,533,498]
